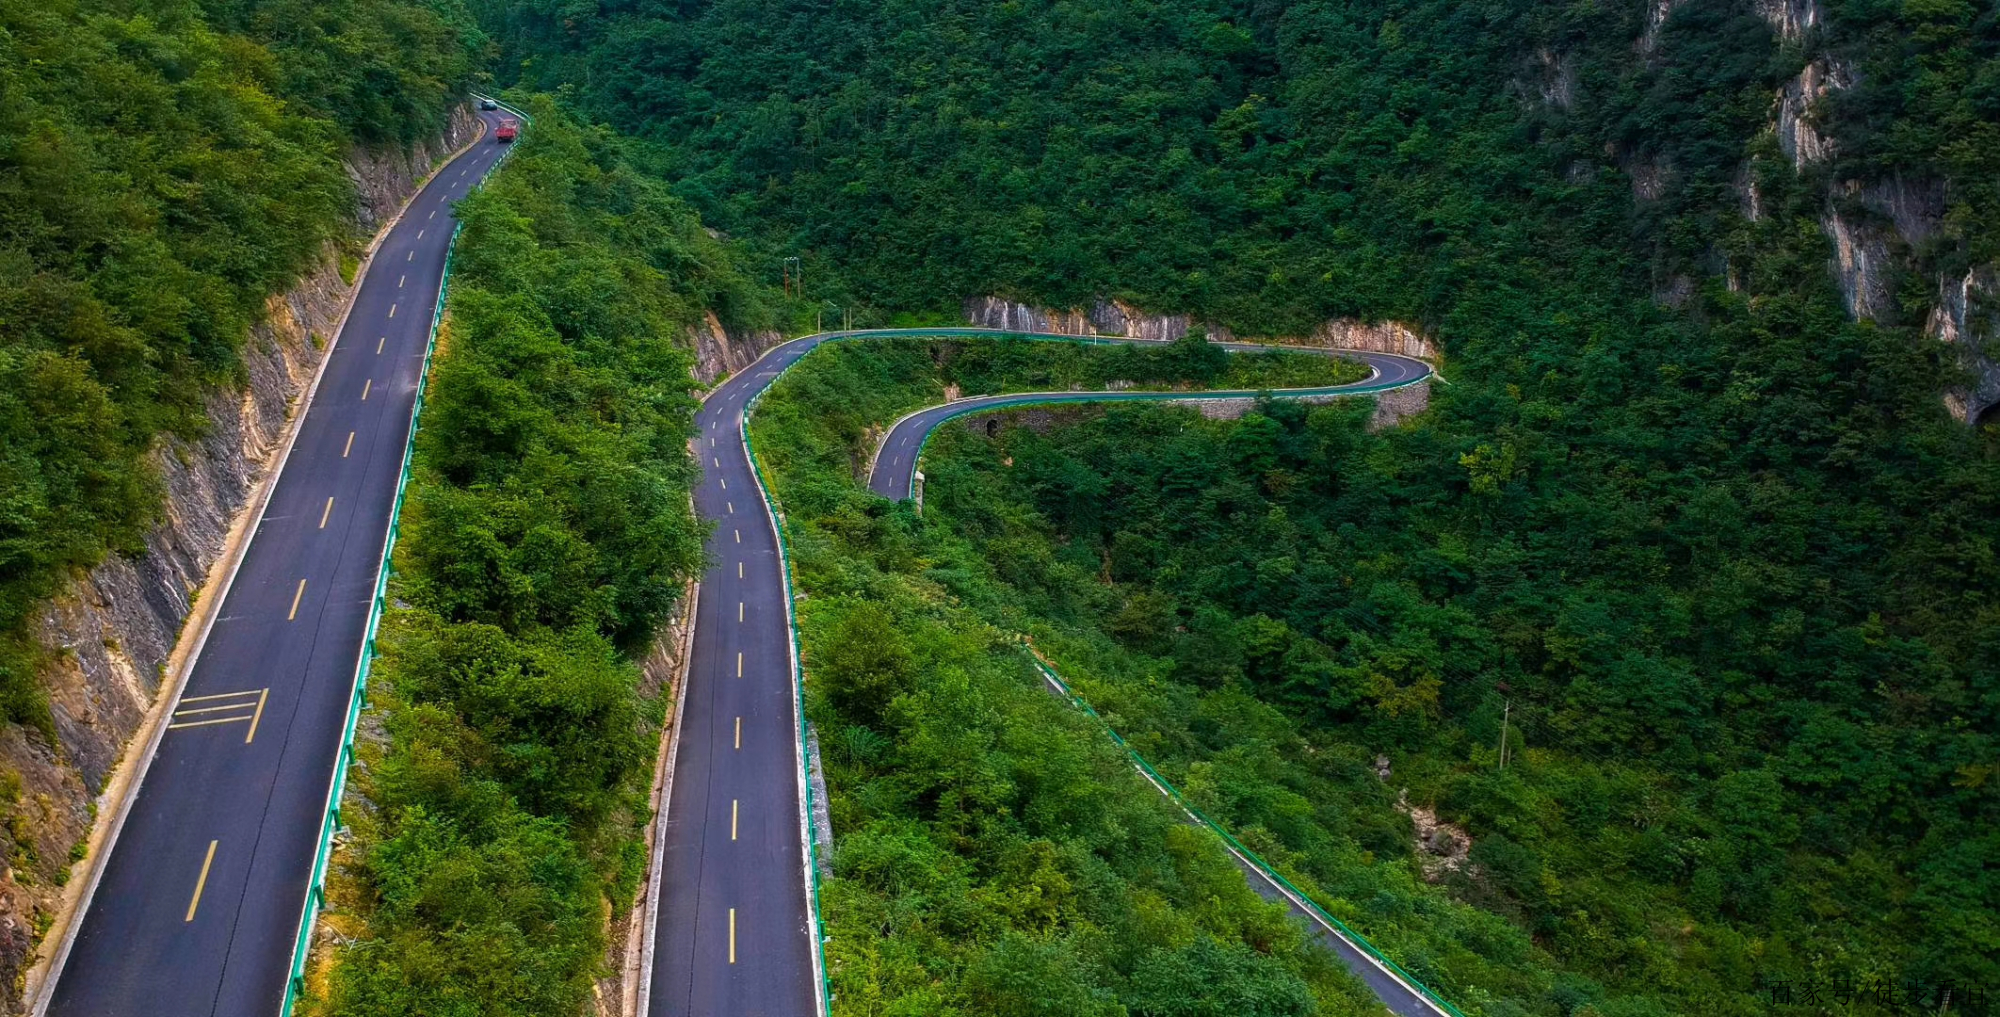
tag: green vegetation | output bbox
[476,2,2000,1010]
[755,330,1998,1014]
[0,0,480,728]
[750,340,1401,1016]
[309,99,779,1015]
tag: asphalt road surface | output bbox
[43,106,517,1017]
[646,329,1436,1017]
[862,342,1433,499]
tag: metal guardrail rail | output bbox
[1020,646,1465,1017]
[278,92,532,1015]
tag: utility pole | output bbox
[1495,681,1513,771]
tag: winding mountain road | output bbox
[645,328,1445,1017]
[40,106,516,1017]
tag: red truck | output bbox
[495,118,518,143]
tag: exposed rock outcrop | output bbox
[1395,790,1471,883]
[690,310,784,385]
[1638,0,1687,57]
[8,106,477,1014]
[965,296,1438,361]
[1929,269,2000,424]
[964,296,1191,343]
[1824,211,1896,322]
[1775,57,1848,169]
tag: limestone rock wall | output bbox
[964,296,1437,361]
[690,310,784,385]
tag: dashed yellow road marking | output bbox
[714,457,720,468]
[289,579,307,621]
[732,799,739,840]
[736,652,743,678]
[407,250,414,261]
[738,602,744,622]
[735,716,741,749]
[734,529,740,544]
[728,909,736,964]
[428,210,435,220]
[185,840,219,922]
[738,561,743,579]
[244,688,268,744]
[361,379,372,401]
[320,497,334,528]
[417,229,425,240]
[343,431,355,457]
[719,477,727,490]
[387,303,396,319]
[398,274,405,288]
[376,336,385,354]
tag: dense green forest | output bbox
[471,0,2000,1013]
[308,99,778,1014]
[0,0,479,727]
[755,336,1997,1015]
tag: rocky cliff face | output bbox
[1689,0,2000,422]
[964,296,1438,360]
[5,108,476,1013]
[689,310,784,385]
[1929,269,2000,425]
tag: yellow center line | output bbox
[398,274,405,288]
[417,229,425,240]
[734,529,740,544]
[738,602,744,622]
[738,561,743,579]
[407,250,413,261]
[728,909,736,964]
[361,379,372,400]
[736,652,743,678]
[387,303,396,319]
[244,688,269,744]
[719,477,726,490]
[343,431,355,457]
[320,497,334,529]
[185,841,218,922]
[289,579,307,621]
[735,716,741,749]
[714,457,720,468]
[732,799,739,840]
[376,336,385,354]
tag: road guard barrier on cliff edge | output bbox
[1021,644,1465,1017]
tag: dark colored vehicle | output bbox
[495,119,518,143]
[479,97,497,110]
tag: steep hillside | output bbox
[476,1,2000,1014]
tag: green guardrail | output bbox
[890,363,1428,501]
[740,375,835,1017]
[279,95,529,1016]
[1019,647,1466,1017]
